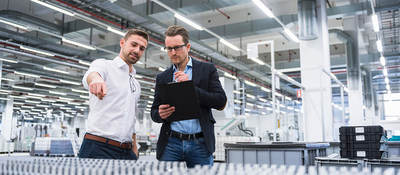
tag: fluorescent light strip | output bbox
[31,109,42,112]
[0,57,18,63]
[20,46,54,57]
[15,71,40,78]
[150,89,155,92]
[219,38,240,51]
[12,85,33,91]
[60,106,72,110]
[25,100,41,104]
[284,28,300,43]
[59,97,74,101]
[11,95,26,99]
[261,87,271,92]
[252,0,274,18]
[383,68,388,77]
[49,91,67,96]
[41,98,56,102]
[60,79,81,85]
[68,102,81,105]
[43,66,69,74]
[376,40,383,52]
[257,105,263,108]
[52,103,65,106]
[36,104,50,108]
[0,18,28,30]
[248,57,265,65]
[244,80,257,87]
[80,95,89,99]
[0,97,9,100]
[224,72,237,80]
[246,94,256,99]
[35,82,56,88]
[28,93,46,97]
[31,0,75,16]
[174,13,203,30]
[158,67,166,72]
[233,90,241,94]
[72,88,88,93]
[62,38,96,50]
[380,56,386,66]
[371,14,380,32]
[106,26,125,36]
[21,106,34,109]
[79,60,91,66]
[75,106,87,109]
[135,75,143,79]
[384,77,390,84]
[259,98,267,102]
[246,103,254,107]
[2,78,14,81]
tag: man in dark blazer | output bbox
[151,25,227,168]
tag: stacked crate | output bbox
[339,126,388,159]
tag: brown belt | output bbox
[84,133,132,150]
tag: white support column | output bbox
[1,98,14,141]
[299,0,333,142]
[343,17,364,125]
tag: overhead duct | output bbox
[0,10,60,33]
[298,0,319,40]
[0,27,86,57]
[329,29,359,90]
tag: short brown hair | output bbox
[164,25,189,45]
[124,28,149,41]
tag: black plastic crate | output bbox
[340,149,386,159]
[340,134,384,142]
[340,141,382,150]
[339,126,384,135]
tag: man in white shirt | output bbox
[78,29,148,160]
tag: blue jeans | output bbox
[78,138,137,160]
[160,136,213,168]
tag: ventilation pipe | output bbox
[329,29,359,90]
[298,0,319,40]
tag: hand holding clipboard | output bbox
[157,80,201,122]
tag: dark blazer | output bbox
[151,58,227,160]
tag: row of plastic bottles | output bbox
[0,157,398,175]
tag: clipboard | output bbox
[158,80,201,122]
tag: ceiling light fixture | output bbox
[376,40,383,52]
[284,28,300,43]
[106,26,126,36]
[31,0,75,16]
[174,13,204,30]
[43,66,69,74]
[379,56,386,66]
[78,60,91,66]
[20,46,55,57]
[0,18,29,30]
[60,79,81,85]
[252,0,274,18]
[35,82,56,88]
[72,88,87,93]
[219,38,240,51]
[49,90,67,96]
[371,14,380,32]
[12,85,33,91]
[0,57,18,63]
[15,71,40,78]
[223,72,237,80]
[62,37,96,50]
[244,80,257,87]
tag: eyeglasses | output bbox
[129,75,136,93]
[164,44,186,52]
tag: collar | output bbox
[113,56,136,75]
[173,57,192,72]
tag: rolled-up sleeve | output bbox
[82,59,107,89]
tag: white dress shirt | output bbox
[82,56,141,143]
